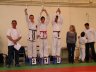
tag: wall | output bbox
[0,5,96,54]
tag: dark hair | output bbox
[29,15,34,17]
[41,16,45,20]
[85,23,89,26]
[12,20,17,23]
[81,32,85,37]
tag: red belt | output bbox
[40,31,47,39]
[40,31,47,32]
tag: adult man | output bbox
[52,8,63,64]
[38,8,50,64]
[84,23,96,62]
[7,20,21,67]
[24,9,37,65]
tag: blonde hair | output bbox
[70,25,76,32]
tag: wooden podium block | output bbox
[32,58,36,65]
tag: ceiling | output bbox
[0,0,96,8]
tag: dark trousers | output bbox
[8,45,19,66]
[67,43,75,63]
[85,42,96,62]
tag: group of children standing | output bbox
[6,8,96,67]
[6,8,63,67]
[24,8,63,65]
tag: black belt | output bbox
[29,29,37,41]
[53,31,60,37]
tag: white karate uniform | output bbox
[79,37,87,61]
[38,15,50,58]
[25,15,37,58]
[52,13,63,56]
[7,28,21,46]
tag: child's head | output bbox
[41,16,45,23]
[84,23,89,29]
[81,32,85,37]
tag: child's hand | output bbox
[78,36,80,39]
[86,37,88,39]
[37,35,40,39]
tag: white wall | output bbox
[0,5,96,54]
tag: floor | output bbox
[0,63,96,72]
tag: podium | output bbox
[32,58,36,65]
[57,57,61,64]
[44,57,50,64]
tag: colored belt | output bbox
[40,31,47,39]
[53,31,60,37]
[29,29,37,41]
